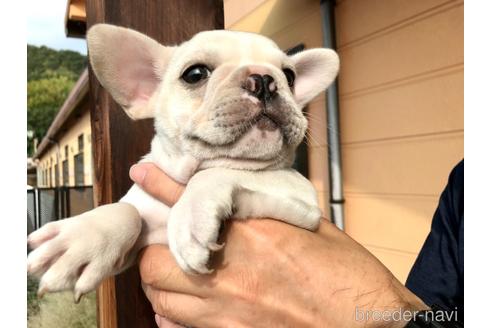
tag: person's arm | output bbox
[130,163,428,328]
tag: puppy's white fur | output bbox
[27,24,339,300]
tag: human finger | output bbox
[129,162,185,206]
[142,283,208,327]
[139,244,214,296]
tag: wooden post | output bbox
[85,1,224,327]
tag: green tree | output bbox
[27,45,86,81]
[27,76,76,155]
[27,45,86,156]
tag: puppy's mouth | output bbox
[253,113,279,131]
[187,110,281,147]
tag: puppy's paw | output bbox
[303,205,323,231]
[27,204,142,301]
[167,198,230,274]
[27,219,107,301]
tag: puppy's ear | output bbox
[87,24,175,120]
[290,48,339,107]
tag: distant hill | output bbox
[27,45,86,81]
[27,45,87,156]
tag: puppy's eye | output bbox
[282,68,295,87]
[181,64,211,84]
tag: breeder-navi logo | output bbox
[355,306,459,323]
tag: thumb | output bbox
[129,163,185,206]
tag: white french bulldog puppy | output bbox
[27,24,339,302]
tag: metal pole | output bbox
[35,189,41,228]
[321,0,345,230]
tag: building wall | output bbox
[335,0,463,281]
[225,0,331,216]
[37,109,93,187]
[225,0,464,282]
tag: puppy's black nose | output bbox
[245,74,277,101]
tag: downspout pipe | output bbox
[320,0,345,230]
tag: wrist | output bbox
[356,277,429,328]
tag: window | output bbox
[78,134,84,152]
[65,145,69,159]
[74,153,84,186]
[62,160,69,186]
[54,163,59,187]
[74,134,85,186]
[285,43,305,56]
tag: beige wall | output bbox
[335,0,463,281]
[225,0,464,282]
[37,109,93,187]
[226,0,331,216]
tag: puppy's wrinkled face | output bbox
[87,25,339,170]
[156,31,306,166]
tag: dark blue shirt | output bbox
[406,160,464,322]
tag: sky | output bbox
[27,0,87,54]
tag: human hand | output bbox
[131,163,428,328]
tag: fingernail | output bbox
[154,314,161,326]
[37,286,46,298]
[74,291,82,304]
[130,164,147,184]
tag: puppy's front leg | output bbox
[27,203,142,301]
[167,174,234,274]
[167,168,322,274]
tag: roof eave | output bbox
[65,0,87,38]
